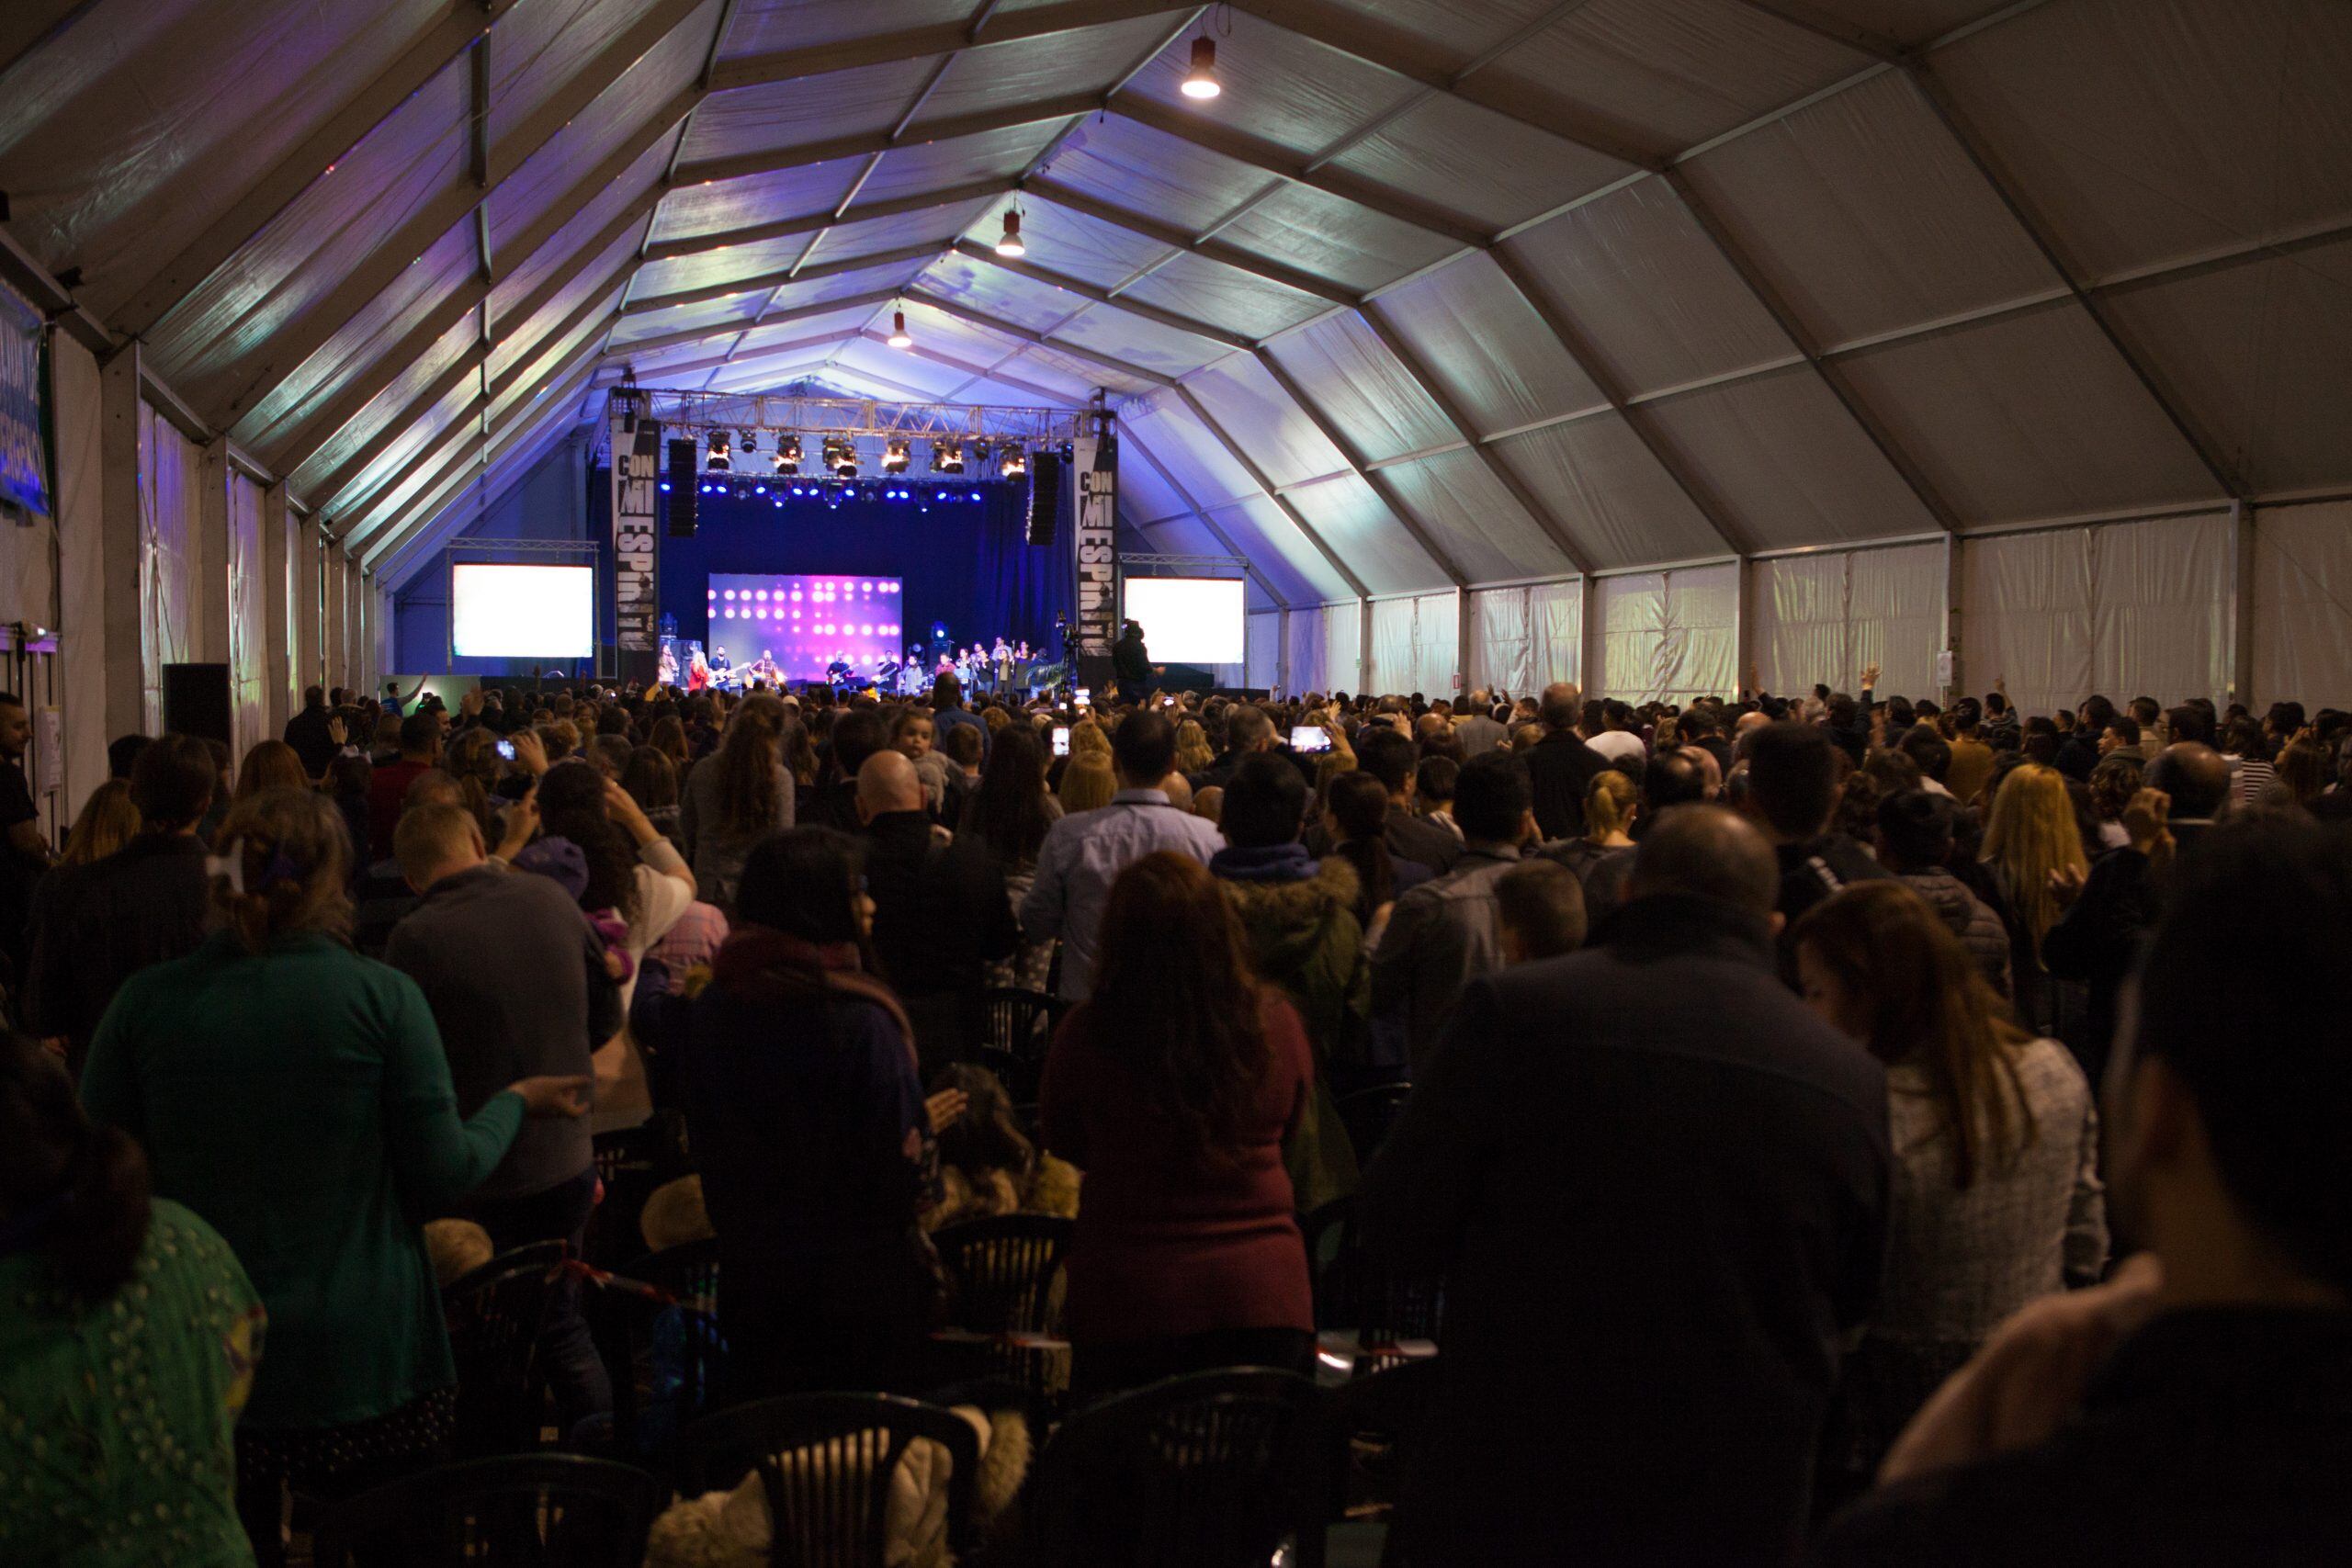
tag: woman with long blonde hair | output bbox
[232,739,310,802]
[1174,717,1215,777]
[56,779,140,868]
[1058,750,1116,814]
[1979,762,2086,1032]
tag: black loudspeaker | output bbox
[162,663,232,747]
[1026,449,1065,546]
[666,435,697,537]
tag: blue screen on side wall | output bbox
[707,573,904,682]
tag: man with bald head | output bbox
[1524,680,1611,840]
[1362,803,1890,1564]
[856,747,1015,1066]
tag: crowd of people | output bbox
[0,663,2347,1564]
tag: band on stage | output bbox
[656,633,1056,699]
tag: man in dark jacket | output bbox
[1363,805,1890,1565]
[27,734,216,1077]
[1524,682,1610,840]
[856,750,1016,1069]
[1355,727,1461,876]
[385,802,621,1428]
[1818,818,2352,1566]
[1111,619,1153,700]
[283,683,340,779]
[1746,719,1888,932]
[1875,789,2011,998]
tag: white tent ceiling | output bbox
[2,0,2346,602]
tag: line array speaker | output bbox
[666,436,697,537]
[1026,449,1065,547]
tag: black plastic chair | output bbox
[928,1213,1073,1411]
[1334,1082,1412,1167]
[1300,1198,1443,1378]
[972,987,1066,1100]
[1322,1357,1441,1558]
[589,1239,726,1465]
[585,1111,690,1269]
[673,1393,982,1568]
[307,1453,662,1567]
[441,1241,566,1458]
[1033,1368,1329,1568]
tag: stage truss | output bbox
[605,388,1086,460]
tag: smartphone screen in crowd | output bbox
[1052,727,1071,757]
[494,739,516,762]
[1290,725,1333,754]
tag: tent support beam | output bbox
[1905,64,2248,502]
[622,243,946,318]
[2229,501,2255,706]
[642,179,1013,266]
[607,288,907,359]
[1660,165,1963,533]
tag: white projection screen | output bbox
[451,563,594,659]
[1122,576,1246,665]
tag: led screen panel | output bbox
[450,563,594,658]
[1121,575,1246,664]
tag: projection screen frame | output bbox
[448,558,599,661]
[1117,564,1250,666]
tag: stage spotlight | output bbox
[824,436,858,479]
[999,446,1027,479]
[705,430,730,472]
[888,309,912,350]
[995,210,1025,258]
[775,434,802,476]
[1182,35,1221,99]
[739,429,758,454]
[932,440,964,474]
[883,439,910,474]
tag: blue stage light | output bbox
[659,481,671,492]
[754,483,767,494]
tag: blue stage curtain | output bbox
[976,488,1072,648]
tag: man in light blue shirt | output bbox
[1022,709,1224,999]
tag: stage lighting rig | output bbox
[932,440,965,475]
[705,430,730,472]
[999,445,1027,479]
[824,436,858,479]
[775,435,801,476]
[882,439,910,474]
[739,429,758,454]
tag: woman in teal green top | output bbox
[2,1029,264,1568]
[77,788,587,1564]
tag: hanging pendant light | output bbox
[1181,36,1220,99]
[887,309,912,349]
[995,209,1026,258]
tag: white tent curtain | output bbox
[2253,501,2352,709]
[1750,541,1945,699]
[1593,564,1739,702]
[1283,606,1328,694]
[1321,600,1363,695]
[1366,592,1459,696]
[1469,580,1585,697]
[228,471,266,757]
[138,403,204,733]
[1246,610,1280,691]
[1960,513,2232,716]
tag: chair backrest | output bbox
[1033,1369,1328,1568]
[591,1240,727,1464]
[441,1241,567,1457]
[586,1111,691,1269]
[975,987,1067,1101]
[673,1393,981,1568]
[308,1454,663,1568]
[1299,1197,1443,1376]
[931,1213,1072,1335]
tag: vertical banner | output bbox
[0,279,46,515]
[608,394,659,673]
[1072,419,1117,691]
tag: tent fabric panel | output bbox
[1046,306,1235,380]
[1282,0,1572,73]
[682,55,944,164]
[854,122,1064,204]
[1327,95,1634,231]
[487,0,706,146]
[1283,605,1328,693]
[1283,472,1452,596]
[1836,299,2227,527]
[830,336,976,398]
[231,220,481,453]
[1677,69,2061,351]
[144,58,470,402]
[631,232,827,303]
[1266,311,1458,464]
[1845,540,1948,701]
[2089,511,2232,709]
[228,470,269,756]
[1197,495,1348,605]
[0,0,447,317]
[1501,181,1799,400]
[1933,0,2352,283]
[1121,10,1420,161]
[1216,185,1464,296]
[797,198,997,265]
[1182,355,1350,489]
[492,222,648,380]
[1321,598,1363,694]
[1750,552,1848,700]
[1474,0,1871,156]
[139,402,209,731]
[2100,237,2352,500]
[646,159,867,245]
[919,15,1194,123]
[1525,579,1585,694]
[288,316,481,500]
[1789,2,2008,45]
[1010,341,1159,398]
[610,292,765,347]
[1467,585,1532,695]
[1046,116,1275,236]
[1372,254,1608,437]
[483,10,712,254]
[917,252,1092,333]
[495,141,673,309]
[758,254,944,317]
[1490,416,1729,570]
[1366,591,1459,697]
[1639,364,1939,547]
[2252,502,2352,709]
[1247,610,1280,690]
[330,373,483,523]
[1592,563,1737,702]
[1119,396,1260,509]
[1377,448,1578,583]
[491,278,628,424]
[1119,252,1329,341]
[1957,527,2095,718]
[718,0,972,58]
